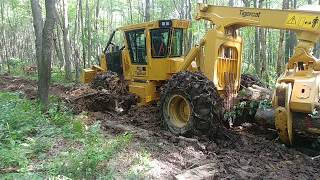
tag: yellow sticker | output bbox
[146,96,152,103]
[286,13,320,30]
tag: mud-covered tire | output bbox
[160,71,223,137]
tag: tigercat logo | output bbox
[240,10,261,18]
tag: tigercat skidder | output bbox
[81,3,320,145]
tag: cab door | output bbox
[148,28,171,80]
[125,29,148,80]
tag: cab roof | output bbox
[117,19,190,31]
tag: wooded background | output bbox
[0,0,320,87]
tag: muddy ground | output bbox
[0,75,320,179]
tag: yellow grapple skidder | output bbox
[82,3,320,144]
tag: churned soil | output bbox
[0,74,319,179]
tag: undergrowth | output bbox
[7,64,75,86]
[0,92,137,179]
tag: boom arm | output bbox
[195,3,320,70]
[196,3,320,40]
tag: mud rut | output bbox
[0,75,320,179]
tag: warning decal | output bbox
[286,13,320,30]
[287,16,297,25]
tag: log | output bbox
[239,85,273,101]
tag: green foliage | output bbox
[224,98,273,124]
[0,92,44,169]
[7,58,28,75]
[50,70,74,85]
[47,128,133,179]
[0,92,135,179]
[259,100,273,110]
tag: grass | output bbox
[0,92,139,179]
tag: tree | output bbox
[277,0,289,77]
[259,0,267,79]
[62,0,72,81]
[253,0,261,76]
[145,0,151,22]
[30,0,43,79]
[128,0,133,23]
[95,0,100,56]
[86,0,92,67]
[229,0,234,6]
[79,0,86,68]
[38,0,56,109]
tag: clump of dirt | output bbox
[97,103,320,179]
[65,72,137,113]
[1,74,320,179]
[90,71,127,95]
[240,74,264,89]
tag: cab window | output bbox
[151,29,170,58]
[126,29,147,64]
[171,28,183,57]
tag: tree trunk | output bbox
[253,0,261,76]
[75,49,80,83]
[242,0,251,7]
[1,1,8,73]
[39,0,56,109]
[95,0,100,58]
[53,27,64,69]
[79,0,86,68]
[145,0,150,22]
[128,0,133,23]
[62,0,72,81]
[74,0,81,83]
[30,0,43,80]
[86,0,92,66]
[277,0,289,77]
[229,0,234,6]
[277,30,285,77]
[56,26,65,69]
[186,0,192,51]
[258,0,267,79]
[259,28,267,76]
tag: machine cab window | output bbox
[151,27,184,58]
[126,29,147,65]
[171,28,184,57]
[151,29,170,57]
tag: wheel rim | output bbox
[167,95,191,128]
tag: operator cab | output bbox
[118,20,190,81]
[103,20,189,80]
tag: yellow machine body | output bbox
[81,18,243,105]
[82,3,320,144]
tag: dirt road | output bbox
[0,75,319,179]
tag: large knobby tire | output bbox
[160,71,223,137]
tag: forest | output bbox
[0,0,320,179]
